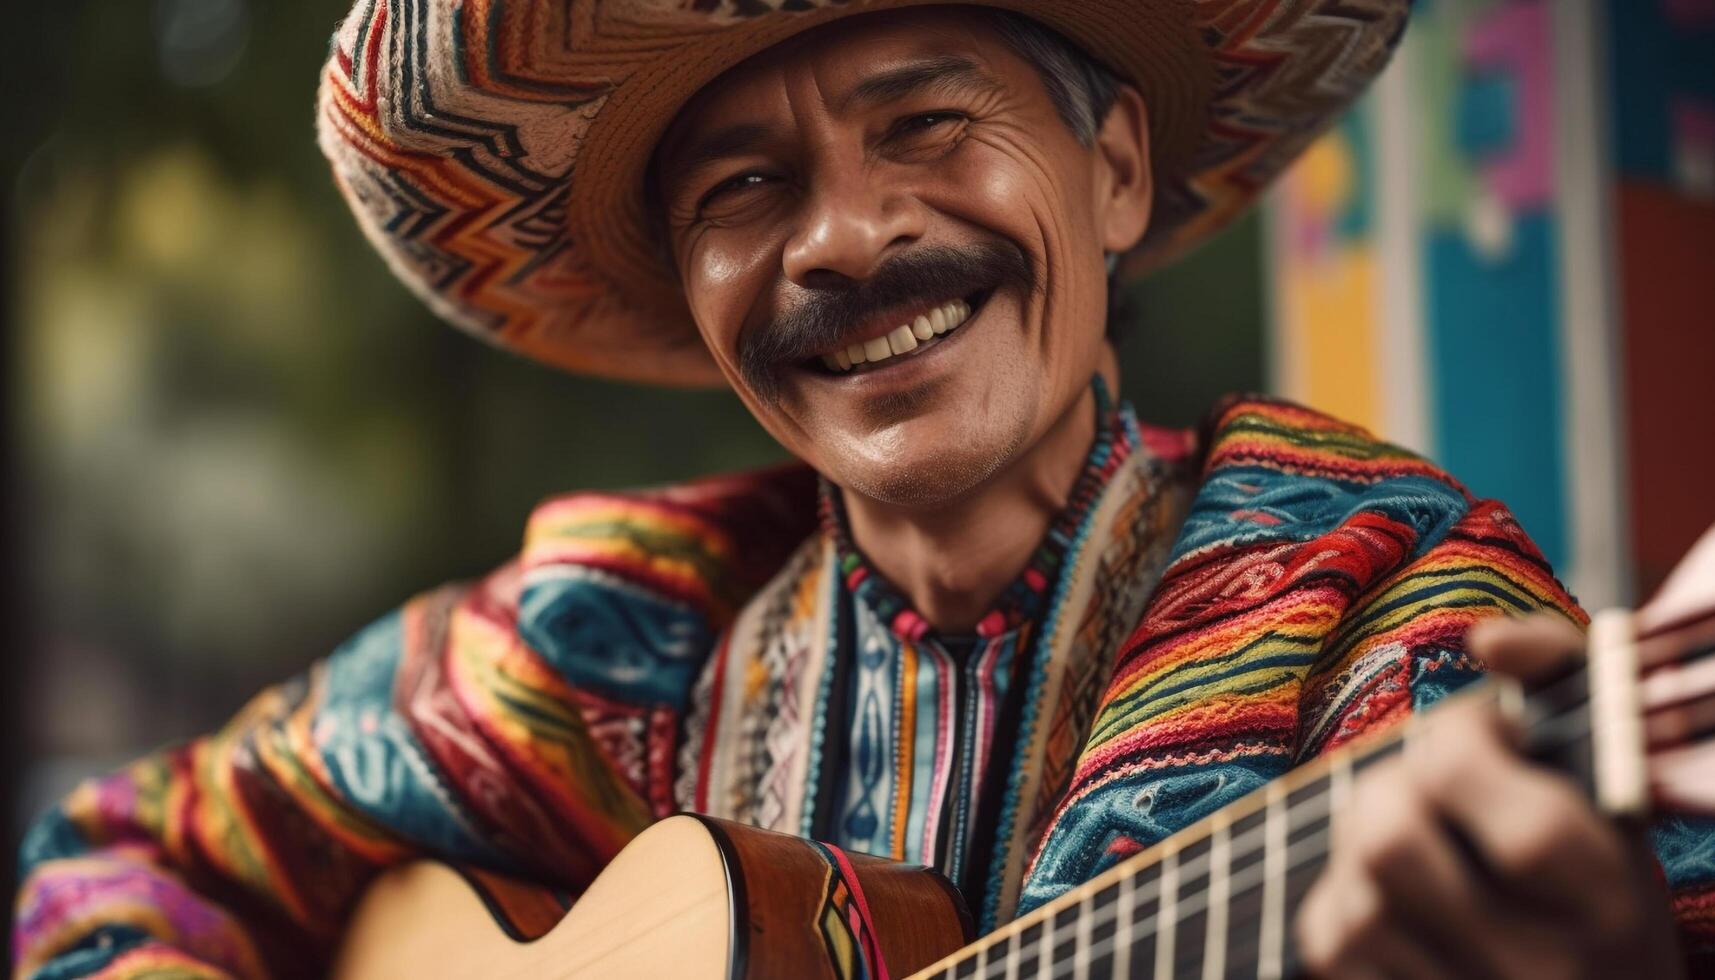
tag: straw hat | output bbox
[316,0,1407,386]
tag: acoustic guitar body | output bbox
[331,814,973,979]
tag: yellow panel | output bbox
[1287,248,1380,431]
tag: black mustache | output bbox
[739,241,1037,403]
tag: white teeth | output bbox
[888,325,918,355]
[820,297,980,372]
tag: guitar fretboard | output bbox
[918,666,1596,980]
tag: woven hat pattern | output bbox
[317,0,1408,386]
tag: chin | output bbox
[826,416,1030,509]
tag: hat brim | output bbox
[318,0,1408,387]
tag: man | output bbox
[13,2,1712,977]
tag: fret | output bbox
[1015,921,1043,980]
[1170,835,1210,980]
[1221,807,1268,980]
[1112,870,1136,979]
[1038,910,1055,980]
[1329,751,1354,816]
[1201,819,1230,980]
[1352,732,1404,774]
[995,928,1018,980]
[1257,784,1287,980]
[1285,775,1331,850]
[1126,857,1162,979]
[1073,891,1095,980]
[1087,882,1121,979]
[1051,902,1082,972]
[1153,848,1179,980]
[1278,783,1335,979]
[956,949,980,978]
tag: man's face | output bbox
[654,9,1149,506]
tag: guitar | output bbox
[331,526,1715,979]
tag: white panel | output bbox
[1552,0,1632,608]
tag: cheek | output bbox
[682,234,779,366]
[933,136,1105,297]
[933,140,1107,356]
[935,143,1052,253]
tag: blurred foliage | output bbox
[3,0,1261,795]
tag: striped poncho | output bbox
[14,395,1714,977]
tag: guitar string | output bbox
[1044,826,1339,980]
[977,804,1291,978]
[955,698,1604,979]
[966,823,1337,980]
[975,814,1290,980]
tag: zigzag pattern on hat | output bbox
[1136,0,1405,271]
[317,0,1408,384]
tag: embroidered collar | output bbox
[817,378,1139,644]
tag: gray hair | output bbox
[986,10,1123,146]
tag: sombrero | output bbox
[316,0,1407,387]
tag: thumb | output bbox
[1467,612,1586,683]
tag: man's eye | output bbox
[701,172,775,208]
[894,111,965,136]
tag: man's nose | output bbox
[781,171,922,287]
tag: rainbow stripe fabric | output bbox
[13,397,1714,977]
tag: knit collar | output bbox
[817,377,1138,644]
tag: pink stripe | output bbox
[921,650,956,857]
[824,843,891,980]
[971,640,1004,778]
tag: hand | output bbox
[1293,613,1685,979]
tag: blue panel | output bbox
[1424,213,1568,570]
[1605,0,1715,181]
[1456,71,1520,160]
[1335,104,1377,240]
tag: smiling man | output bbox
[13,2,1713,978]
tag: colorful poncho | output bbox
[13,396,1715,977]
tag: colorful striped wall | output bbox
[1266,0,1715,609]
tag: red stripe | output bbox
[693,633,733,813]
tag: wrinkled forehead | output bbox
[654,8,1023,169]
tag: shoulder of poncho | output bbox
[1193,393,1473,499]
[1157,393,1540,586]
[516,461,820,628]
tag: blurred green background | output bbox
[2,0,1263,852]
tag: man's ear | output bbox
[1093,84,1152,254]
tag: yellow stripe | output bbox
[891,641,917,861]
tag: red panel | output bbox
[1616,182,1715,596]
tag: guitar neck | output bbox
[916,660,1609,980]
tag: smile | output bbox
[815,296,980,374]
